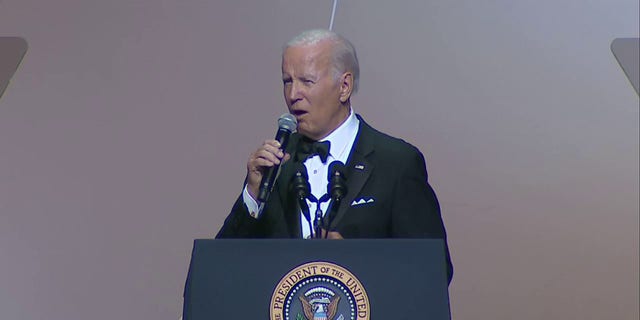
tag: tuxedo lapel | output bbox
[327,118,375,230]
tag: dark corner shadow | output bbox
[611,38,639,96]
[0,36,28,102]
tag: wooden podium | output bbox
[183,239,450,319]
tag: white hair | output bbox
[284,29,360,93]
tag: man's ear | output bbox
[338,72,354,103]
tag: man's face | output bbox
[282,41,349,141]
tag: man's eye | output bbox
[283,79,292,84]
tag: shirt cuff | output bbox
[242,185,262,219]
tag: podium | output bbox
[183,239,450,319]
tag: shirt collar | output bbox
[319,108,359,161]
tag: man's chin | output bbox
[296,125,311,138]
[298,130,322,141]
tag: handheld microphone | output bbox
[290,162,311,224]
[257,113,297,203]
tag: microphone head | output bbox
[328,161,347,200]
[290,162,310,198]
[293,162,309,179]
[278,113,297,133]
[328,161,346,178]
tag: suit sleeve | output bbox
[215,193,264,238]
[391,148,454,283]
[215,170,293,239]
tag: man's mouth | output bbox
[291,110,307,117]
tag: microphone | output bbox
[324,161,347,234]
[327,161,347,204]
[257,113,297,203]
[290,162,312,224]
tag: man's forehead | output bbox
[283,43,332,69]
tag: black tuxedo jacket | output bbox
[216,115,453,281]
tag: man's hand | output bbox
[321,229,344,239]
[246,139,290,200]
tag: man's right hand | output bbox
[246,139,290,200]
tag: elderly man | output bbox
[216,29,452,282]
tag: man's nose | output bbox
[287,81,301,101]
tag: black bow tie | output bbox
[295,138,331,163]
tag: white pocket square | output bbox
[351,197,375,206]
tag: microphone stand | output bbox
[298,199,313,238]
[290,164,313,238]
[324,161,347,238]
[308,193,330,239]
[323,201,340,239]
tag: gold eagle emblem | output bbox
[299,295,340,320]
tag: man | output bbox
[216,29,452,282]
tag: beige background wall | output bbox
[0,0,638,319]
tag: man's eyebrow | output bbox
[300,73,317,80]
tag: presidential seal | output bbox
[270,261,370,320]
